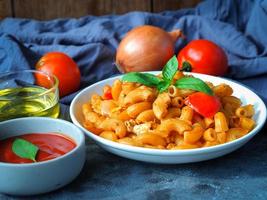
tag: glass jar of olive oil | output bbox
[0,70,60,121]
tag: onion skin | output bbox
[116,25,182,73]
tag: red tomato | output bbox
[36,52,81,97]
[177,39,228,76]
[185,92,221,118]
[103,89,113,100]
[102,85,113,100]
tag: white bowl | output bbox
[70,72,267,164]
[0,117,86,196]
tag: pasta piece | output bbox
[221,96,242,108]
[168,85,178,97]
[164,107,181,120]
[240,117,255,131]
[203,128,217,142]
[172,142,200,150]
[226,128,249,141]
[223,103,236,117]
[126,102,152,118]
[99,118,127,138]
[192,113,206,128]
[235,105,254,118]
[133,123,152,135]
[91,94,102,114]
[82,103,103,125]
[180,106,194,122]
[111,79,122,101]
[153,93,171,120]
[123,87,155,105]
[166,143,176,149]
[124,119,137,132]
[136,109,156,123]
[100,100,118,117]
[203,141,219,147]
[83,121,102,135]
[213,84,233,97]
[229,116,240,128]
[100,131,118,141]
[216,132,227,144]
[117,137,141,146]
[184,123,204,144]
[118,82,138,105]
[156,118,192,137]
[121,82,139,94]
[166,132,177,144]
[172,71,185,82]
[214,112,229,132]
[204,117,215,129]
[118,110,132,121]
[143,145,165,149]
[171,96,184,108]
[174,134,183,146]
[176,89,195,98]
[136,133,167,147]
[205,81,214,89]
[82,103,93,115]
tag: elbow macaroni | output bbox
[153,93,171,120]
[81,72,256,150]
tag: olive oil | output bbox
[0,86,60,121]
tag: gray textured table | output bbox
[1,124,267,200]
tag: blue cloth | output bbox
[0,0,267,106]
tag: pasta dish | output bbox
[81,71,255,150]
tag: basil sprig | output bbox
[12,138,39,162]
[174,77,213,95]
[122,56,178,93]
[122,72,161,87]
[162,56,178,82]
[121,55,213,95]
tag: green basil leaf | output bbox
[12,138,39,162]
[174,77,213,95]
[162,56,178,81]
[157,81,170,93]
[122,72,161,87]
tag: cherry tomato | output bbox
[177,39,228,76]
[103,87,113,100]
[36,52,81,97]
[185,92,221,118]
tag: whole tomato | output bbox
[36,52,81,97]
[177,39,228,76]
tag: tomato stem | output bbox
[181,61,192,72]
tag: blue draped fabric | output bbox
[0,0,267,107]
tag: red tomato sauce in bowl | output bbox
[0,133,76,164]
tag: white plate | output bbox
[70,72,267,164]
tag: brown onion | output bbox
[116,25,183,73]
